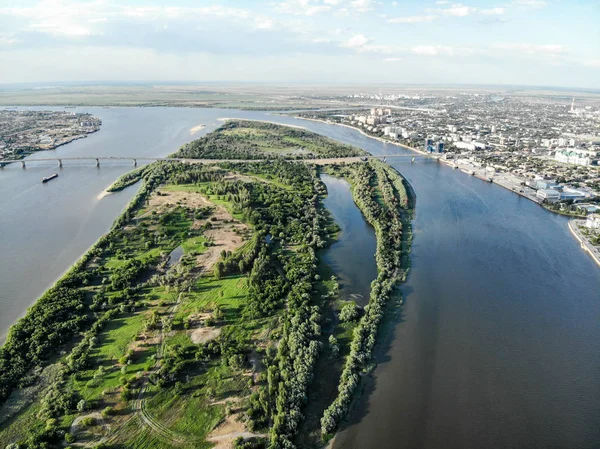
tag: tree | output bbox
[339,302,359,323]
[328,335,340,359]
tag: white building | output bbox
[537,189,561,202]
[554,148,599,166]
[586,214,600,229]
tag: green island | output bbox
[0,121,413,449]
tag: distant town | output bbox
[296,93,600,211]
[0,109,101,161]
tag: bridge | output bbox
[0,153,438,169]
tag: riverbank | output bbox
[568,220,600,267]
[296,117,430,156]
[189,123,205,135]
[295,116,597,221]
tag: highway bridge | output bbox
[0,153,438,169]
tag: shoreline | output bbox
[294,116,594,221]
[568,220,600,267]
[97,188,112,200]
[0,129,100,168]
[189,124,206,135]
[295,116,430,156]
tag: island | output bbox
[0,121,413,449]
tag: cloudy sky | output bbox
[0,0,598,88]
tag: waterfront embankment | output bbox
[568,220,600,267]
[294,117,591,216]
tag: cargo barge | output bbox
[42,173,59,183]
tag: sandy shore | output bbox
[294,117,431,156]
[190,124,206,135]
[97,189,112,200]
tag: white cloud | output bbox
[383,57,403,62]
[411,45,475,57]
[512,0,547,8]
[341,33,371,48]
[480,7,504,15]
[324,0,343,4]
[0,1,278,38]
[276,0,331,16]
[0,34,17,46]
[493,43,564,54]
[412,45,454,56]
[427,3,505,18]
[255,17,275,29]
[350,0,374,13]
[437,4,477,16]
[436,0,449,4]
[582,60,600,68]
[387,15,436,23]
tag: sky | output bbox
[0,0,599,88]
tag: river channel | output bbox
[1,107,599,448]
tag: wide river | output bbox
[1,107,599,448]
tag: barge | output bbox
[42,173,59,183]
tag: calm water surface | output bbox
[1,107,599,448]
[320,174,376,306]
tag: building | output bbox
[554,148,599,166]
[575,204,600,214]
[537,189,561,202]
[436,142,444,153]
[586,214,600,229]
[424,138,434,153]
[560,188,588,201]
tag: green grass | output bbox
[74,309,160,401]
[0,402,42,448]
[175,275,248,323]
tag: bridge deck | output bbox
[0,154,437,166]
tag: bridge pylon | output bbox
[58,159,63,168]
[133,159,137,167]
[95,158,100,167]
[21,161,26,169]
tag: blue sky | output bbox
[0,0,599,87]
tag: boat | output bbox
[42,173,59,183]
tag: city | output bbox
[0,110,101,161]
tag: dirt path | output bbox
[207,413,267,449]
[132,292,186,445]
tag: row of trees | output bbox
[320,162,412,435]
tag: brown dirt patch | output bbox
[148,188,249,274]
[207,413,266,449]
[190,326,222,344]
[148,190,212,210]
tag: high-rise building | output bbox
[425,138,434,152]
[437,142,445,153]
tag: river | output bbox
[1,107,599,448]
[320,174,376,306]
